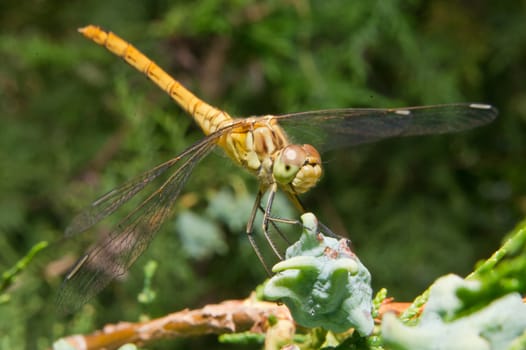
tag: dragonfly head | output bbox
[273,144,322,194]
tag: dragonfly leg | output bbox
[257,205,295,245]
[260,183,286,261]
[284,191,307,213]
[286,192,346,240]
[246,190,272,276]
[318,220,345,239]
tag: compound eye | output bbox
[273,145,307,184]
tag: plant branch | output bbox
[59,297,292,350]
[58,296,412,349]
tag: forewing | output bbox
[66,157,182,236]
[57,136,217,312]
[275,103,498,152]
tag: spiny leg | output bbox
[285,191,344,240]
[257,205,296,246]
[246,190,272,275]
[257,182,302,262]
[260,183,285,260]
[246,186,342,276]
[246,185,297,275]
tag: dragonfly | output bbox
[59,24,498,311]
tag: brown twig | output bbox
[58,296,422,349]
[60,297,293,350]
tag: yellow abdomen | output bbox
[78,25,232,136]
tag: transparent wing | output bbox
[57,135,218,312]
[274,103,498,152]
[65,120,244,237]
[66,158,183,237]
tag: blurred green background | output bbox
[1,0,525,348]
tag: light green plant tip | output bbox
[1,241,48,293]
[372,288,388,319]
[52,339,77,350]
[218,332,265,345]
[138,260,158,304]
[263,213,374,335]
[117,345,138,350]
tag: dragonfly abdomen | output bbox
[78,25,233,136]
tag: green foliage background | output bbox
[1,0,525,348]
